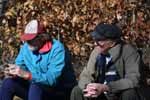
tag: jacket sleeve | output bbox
[31,45,65,86]
[78,47,100,90]
[108,45,141,93]
[15,44,29,71]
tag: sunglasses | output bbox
[95,41,105,47]
[95,40,113,47]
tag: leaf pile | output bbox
[0,0,149,76]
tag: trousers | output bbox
[70,85,140,100]
[0,77,71,100]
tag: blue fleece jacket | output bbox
[15,39,76,87]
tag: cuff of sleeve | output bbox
[28,73,32,80]
[107,83,113,92]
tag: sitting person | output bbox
[0,19,77,100]
[71,23,141,100]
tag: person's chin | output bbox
[99,48,106,54]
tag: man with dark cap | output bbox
[70,23,141,100]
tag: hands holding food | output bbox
[4,64,32,80]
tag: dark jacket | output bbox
[79,43,141,93]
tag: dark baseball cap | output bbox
[90,23,122,41]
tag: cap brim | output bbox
[20,34,37,41]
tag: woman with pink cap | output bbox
[0,19,77,100]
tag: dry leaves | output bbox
[0,0,149,72]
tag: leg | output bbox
[71,85,108,100]
[70,85,89,100]
[0,77,29,100]
[64,87,73,100]
[120,88,140,100]
[28,83,43,100]
[28,83,68,100]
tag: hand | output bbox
[4,64,31,79]
[4,64,18,77]
[83,83,109,98]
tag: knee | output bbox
[28,84,43,96]
[122,89,136,96]
[28,83,42,94]
[71,85,84,98]
[29,83,41,89]
[70,85,88,100]
[71,86,83,95]
[1,78,15,89]
[121,89,139,100]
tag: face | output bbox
[95,39,115,54]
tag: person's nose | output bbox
[95,41,105,47]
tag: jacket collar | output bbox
[39,41,52,53]
[108,43,122,62]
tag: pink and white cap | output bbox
[20,20,44,41]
